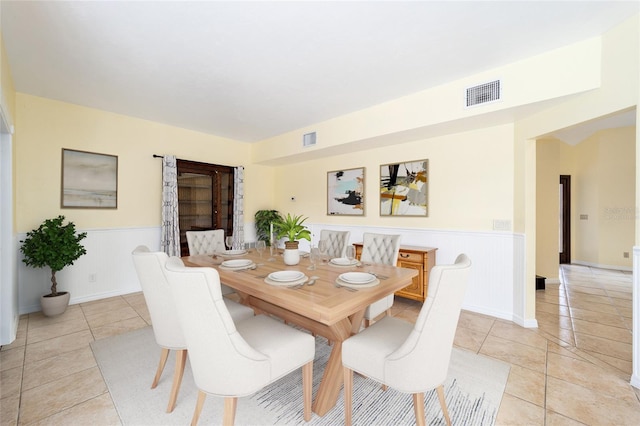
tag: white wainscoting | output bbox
[17,227,161,314]
[18,224,526,325]
[300,223,525,323]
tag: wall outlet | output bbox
[624,252,630,259]
[580,214,588,220]
[493,219,511,231]
[89,273,97,283]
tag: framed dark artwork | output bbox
[61,149,118,209]
[327,167,365,216]
[380,159,428,216]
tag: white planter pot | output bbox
[283,248,300,265]
[41,292,70,317]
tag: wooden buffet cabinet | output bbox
[354,243,437,302]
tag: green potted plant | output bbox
[275,213,311,265]
[254,209,283,246]
[20,215,87,316]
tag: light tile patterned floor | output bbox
[1,264,640,425]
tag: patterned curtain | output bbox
[233,166,244,246]
[160,155,180,256]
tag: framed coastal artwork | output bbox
[327,167,365,216]
[61,149,118,209]
[380,159,428,216]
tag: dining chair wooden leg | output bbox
[191,390,206,426]
[436,385,452,426]
[166,349,188,412]
[303,361,313,421]
[344,367,353,426]
[223,397,238,426]
[413,392,426,426]
[151,348,170,388]
[363,318,371,328]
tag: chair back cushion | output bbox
[319,229,351,258]
[186,229,225,255]
[360,233,401,265]
[164,257,270,396]
[385,254,471,392]
[131,246,186,349]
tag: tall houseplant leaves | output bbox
[20,215,87,296]
[255,209,283,246]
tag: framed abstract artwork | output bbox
[327,167,365,216]
[380,159,428,216]
[61,149,118,208]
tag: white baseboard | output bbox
[571,260,632,272]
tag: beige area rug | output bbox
[91,326,509,425]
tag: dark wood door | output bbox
[559,175,571,264]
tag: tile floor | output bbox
[2,264,640,425]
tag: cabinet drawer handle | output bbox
[399,253,410,258]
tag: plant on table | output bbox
[275,213,311,247]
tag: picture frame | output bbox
[380,159,428,216]
[61,148,118,209]
[327,167,365,216]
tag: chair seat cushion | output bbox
[363,294,394,319]
[342,316,412,383]
[223,299,255,323]
[237,315,315,381]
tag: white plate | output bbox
[330,258,358,266]
[268,271,305,282]
[339,272,376,284]
[221,259,252,268]
[220,249,247,256]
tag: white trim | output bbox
[631,246,640,389]
[571,260,633,272]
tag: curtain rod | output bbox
[153,154,163,158]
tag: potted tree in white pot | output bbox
[274,213,311,265]
[20,215,87,316]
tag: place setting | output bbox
[328,245,359,267]
[219,258,257,271]
[335,272,380,289]
[264,270,309,288]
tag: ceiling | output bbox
[1,1,638,143]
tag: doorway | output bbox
[559,175,571,264]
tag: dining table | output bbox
[182,248,418,416]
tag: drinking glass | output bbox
[225,236,233,250]
[346,245,356,263]
[318,240,328,263]
[268,235,278,261]
[308,247,320,270]
[256,240,266,258]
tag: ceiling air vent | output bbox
[465,80,501,108]
[303,132,316,147]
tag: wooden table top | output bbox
[182,250,418,326]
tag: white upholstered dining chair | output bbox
[185,229,226,255]
[185,229,235,295]
[163,257,316,426]
[319,229,351,259]
[360,232,401,327]
[131,246,255,413]
[342,254,471,426]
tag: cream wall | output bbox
[253,36,602,168]
[575,127,635,268]
[272,124,515,232]
[536,128,635,280]
[14,94,274,233]
[0,32,16,123]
